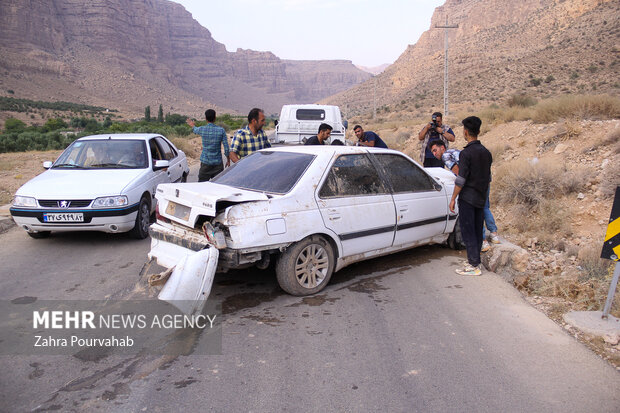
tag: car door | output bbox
[373,153,448,247]
[316,153,396,257]
[155,136,184,183]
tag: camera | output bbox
[429,115,438,130]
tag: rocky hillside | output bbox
[0,0,370,116]
[325,0,620,116]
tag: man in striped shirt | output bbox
[187,109,230,182]
[230,108,271,163]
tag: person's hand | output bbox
[436,126,444,134]
[449,198,456,213]
[186,118,195,127]
[225,158,231,167]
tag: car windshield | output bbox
[53,139,148,169]
[212,151,315,194]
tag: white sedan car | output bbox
[149,145,462,305]
[10,133,189,239]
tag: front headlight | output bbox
[13,196,37,207]
[92,196,129,208]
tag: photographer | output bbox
[418,112,455,167]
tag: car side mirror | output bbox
[153,160,170,170]
[274,120,279,127]
[43,161,53,169]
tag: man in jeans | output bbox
[187,109,230,182]
[449,116,492,276]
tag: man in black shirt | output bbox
[305,123,332,145]
[449,116,492,276]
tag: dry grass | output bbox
[532,94,620,123]
[169,136,200,159]
[493,158,591,206]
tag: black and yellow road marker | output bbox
[601,186,620,262]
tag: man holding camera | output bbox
[418,112,455,167]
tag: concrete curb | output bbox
[0,216,15,234]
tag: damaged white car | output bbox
[148,146,462,314]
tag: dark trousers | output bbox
[198,162,224,182]
[423,157,444,167]
[458,199,485,267]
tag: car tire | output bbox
[276,235,335,296]
[129,196,151,239]
[447,217,466,250]
[27,231,51,239]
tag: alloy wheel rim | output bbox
[294,244,329,289]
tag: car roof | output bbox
[263,145,399,156]
[77,133,163,141]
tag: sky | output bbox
[173,0,446,68]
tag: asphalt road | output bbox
[0,224,618,412]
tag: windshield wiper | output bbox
[53,163,82,168]
[89,163,121,168]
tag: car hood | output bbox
[16,169,147,199]
[156,182,270,224]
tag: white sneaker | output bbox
[455,264,482,276]
[490,233,501,244]
[481,240,491,252]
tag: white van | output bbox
[271,104,347,144]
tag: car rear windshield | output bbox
[212,151,315,194]
[295,109,325,121]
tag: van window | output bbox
[296,109,325,121]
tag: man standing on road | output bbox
[353,125,388,148]
[432,139,501,252]
[187,109,230,182]
[418,112,455,167]
[230,108,271,163]
[305,123,332,145]
[449,116,492,276]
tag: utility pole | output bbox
[373,76,376,119]
[435,15,458,117]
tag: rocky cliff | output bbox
[325,0,619,116]
[0,0,370,115]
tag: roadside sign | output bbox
[601,186,620,261]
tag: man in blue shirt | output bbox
[418,112,455,167]
[353,125,388,148]
[187,109,230,182]
[230,108,271,162]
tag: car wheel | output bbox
[447,217,466,250]
[130,196,151,239]
[27,231,51,239]
[276,235,335,296]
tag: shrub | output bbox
[507,94,537,107]
[578,246,613,282]
[532,95,620,123]
[493,159,590,205]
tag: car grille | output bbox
[38,199,93,208]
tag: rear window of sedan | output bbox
[212,151,315,194]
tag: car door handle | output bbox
[399,206,409,212]
[327,210,341,221]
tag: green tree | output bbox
[103,116,112,128]
[4,118,26,132]
[157,104,164,123]
[165,113,185,126]
[43,117,67,132]
[145,106,151,122]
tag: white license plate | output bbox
[43,213,84,222]
[165,201,191,221]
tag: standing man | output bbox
[229,108,271,163]
[305,123,332,145]
[353,125,388,148]
[418,112,455,167]
[187,109,230,182]
[449,116,492,276]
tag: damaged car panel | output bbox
[147,146,460,314]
